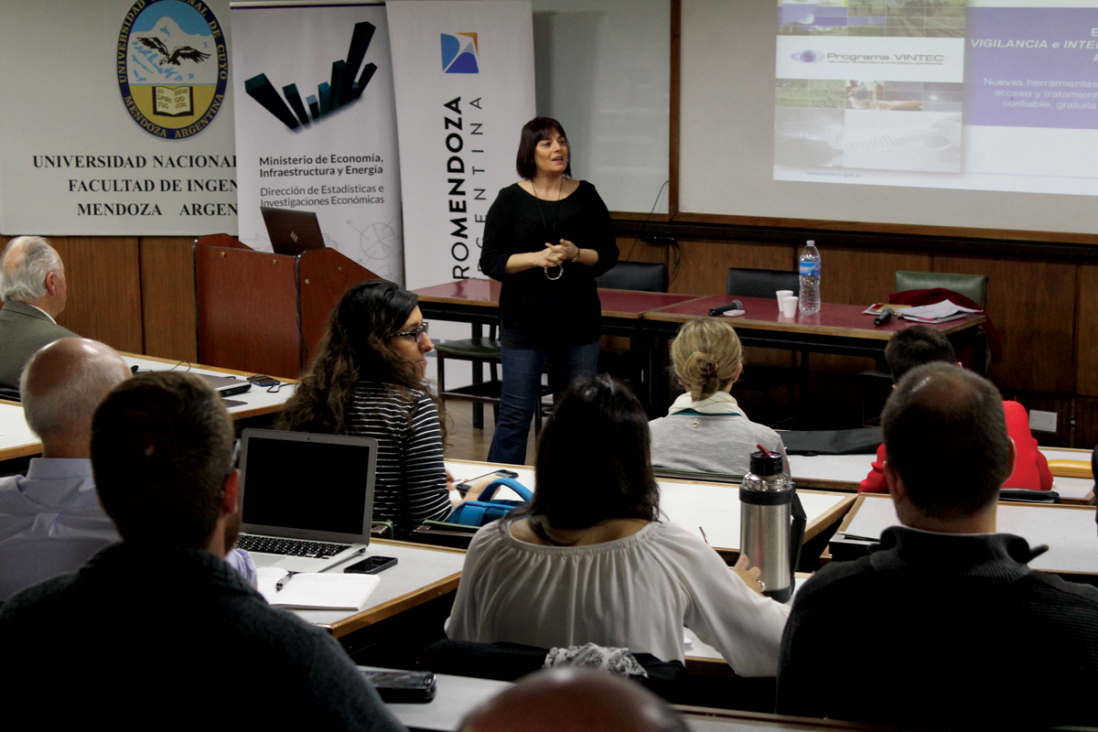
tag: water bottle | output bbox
[739,450,796,603]
[799,240,821,314]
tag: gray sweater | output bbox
[648,392,788,477]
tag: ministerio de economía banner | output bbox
[0,0,239,236]
[386,0,535,291]
[230,2,403,281]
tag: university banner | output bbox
[0,0,238,235]
[386,0,535,291]
[230,1,403,281]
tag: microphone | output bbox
[874,307,895,327]
[709,300,744,317]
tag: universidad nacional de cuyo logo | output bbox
[441,33,479,73]
[117,0,228,140]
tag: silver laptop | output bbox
[237,428,377,572]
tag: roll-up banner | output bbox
[386,0,535,292]
[230,1,403,281]
[0,0,238,236]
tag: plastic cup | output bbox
[780,296,798,318]
[776,290,793,308]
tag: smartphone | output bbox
[247,374,281,387]
[457,469,519,496]
[359,670,436,703]
[344,555,398,574]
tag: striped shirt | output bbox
[346,382,452,539]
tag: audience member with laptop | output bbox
[279,280,494,539]
[0,372,405,731]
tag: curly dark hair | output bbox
[278,279,445,436]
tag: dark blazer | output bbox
[0,300,78,388]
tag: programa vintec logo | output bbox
[442,33,479,73]
[790,50,826,63]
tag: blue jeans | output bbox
[487,339,601,465]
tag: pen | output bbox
[699,526,710,545]
[275,571,298,592]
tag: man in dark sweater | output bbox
[777,363,1098,730]
[0,372,405,732]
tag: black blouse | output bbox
[479,181,618,348]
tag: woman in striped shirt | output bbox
[279,280,455,538]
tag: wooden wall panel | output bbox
[823,247,932,306]
[813,248,933,375]
[668,238,794,296]
[1073,397,1098,451]
[139,237,197,363]
[1077,264,1098,397]
[48,237,144,353]
[934,255,1076,394]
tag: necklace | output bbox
[533,177,564,281]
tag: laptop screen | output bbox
[239,429,376,540]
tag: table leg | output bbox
[472,323,484,429]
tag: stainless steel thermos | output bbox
[739,450,804,603]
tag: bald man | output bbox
[0,236,77,389]
[0,338,256,601]
[460,668,689,732]
[0,338,128,600]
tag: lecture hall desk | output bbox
[0,353,297,464]
[829,493,1098,584]
[789,448,1096,505]
[642,294,988,362]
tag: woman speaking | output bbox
[479,117,618,465]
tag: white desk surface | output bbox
[446,460,853,555]
[842,494,1098,576]
[0,401,39,461]
[124,355,297,418]
[0,356,296,462]
[373,667,823,731]
[294,541,465,635]
[788,448,1095,504]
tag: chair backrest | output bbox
[895,271,988,307]
[595,261,669,293]
[726,268,800,298]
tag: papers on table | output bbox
[257,568,380,611]
[897,299,981,324]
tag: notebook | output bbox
[237,428,377,572]
[260,206,326,256]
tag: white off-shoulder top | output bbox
[447,519,791,676]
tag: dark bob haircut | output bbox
[515,117,572,180]
[520,375,659,543]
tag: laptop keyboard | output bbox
[237,534,350,558]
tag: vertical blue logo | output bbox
[441,33,479,73]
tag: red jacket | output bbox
[859,401,1053,493]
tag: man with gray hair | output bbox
[0,236,77,390]
[0,338,130,600]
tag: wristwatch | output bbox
[571,249,581,263]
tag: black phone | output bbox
[457,469,519,496]
[359,670,436,703]
[344,555,398,574]
[247,374,281,387]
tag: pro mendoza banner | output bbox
[230,1,403,281]
[386,0,535,291]
[0,0,238,235]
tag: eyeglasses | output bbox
[392,321,430,343]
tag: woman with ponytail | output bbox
[648,318,788,477]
